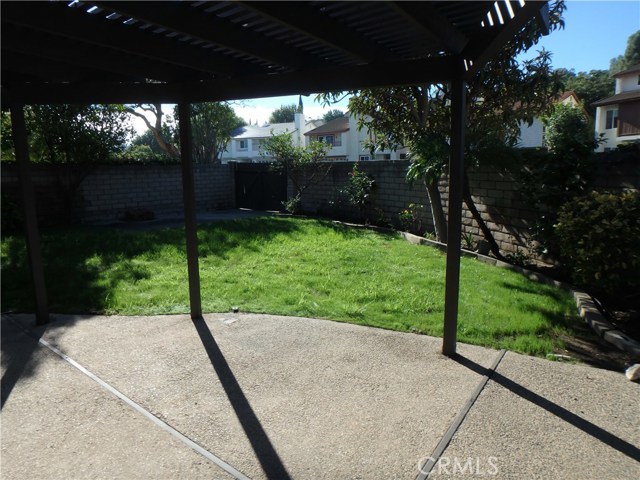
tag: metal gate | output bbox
[233,163,287,211]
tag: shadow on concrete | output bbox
[454,354,640,463]
[191,316,292,480]
[0,317,44,409]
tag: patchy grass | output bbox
[1,216,579,356]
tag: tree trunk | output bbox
[425,178,448,244]
[462,170,506,261]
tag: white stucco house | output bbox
[592,64,640,152]
[220,113,322,163]
[515,91,581,148]
[304,114,407,161]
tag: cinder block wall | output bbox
[1,163,234,225]
[297,158,639,257]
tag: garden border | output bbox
[398,230,640,359]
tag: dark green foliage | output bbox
[515,104,597,256]
[556,191,640,304]
[188,102,246,163]
[554,68,614,118]
[543,103,598,155]
[28,104,133,164]
[341,163,375,211]
[130,126,176,156]
[1,193,22,233]
[610,30,640,74]
[261,132,330,213]
[268,104,298,124]
[322,109,345,122]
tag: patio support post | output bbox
[177,102,202,319]
[10,102,49,325]
[442,75,466,357]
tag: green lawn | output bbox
[1,216,580,355]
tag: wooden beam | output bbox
[464,1,547,79]
[1,2,249,78]
[10,102,49,326]
[388,2,469,54]
[1,25,181,83]
[3,56,456,106]
[94,1,307,70]
[442,75,467,357]
[2,51,124,84]
[237,1,387,63]
[177,103,202,319]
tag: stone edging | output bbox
[398,231,640,359]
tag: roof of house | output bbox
[512,91,580,111]
[613,64,640,78]
[592,90,640,107]
[557,91,579,103]
[231,122,298,139]
[304,116,350,136]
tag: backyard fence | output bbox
[2,152,638,260]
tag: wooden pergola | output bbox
[1,0,549,356]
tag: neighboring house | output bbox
[516,91,581,148]
[220,113,322,163]
[304,114,407,161]
[593,64,640,152]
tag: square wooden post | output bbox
[442,76,467,357]
[10,102,49,325]
[177,102,202,319]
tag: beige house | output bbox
[593,64,640,152]
[304,114,407,162]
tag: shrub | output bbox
[555,190,640,302]
[341,163,375,210]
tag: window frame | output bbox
[605,109,619,130]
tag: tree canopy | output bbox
[1,104,133,164]
[268,104,299,124]
[610,30,640,74]
[319,0,566,251]
[322,109,346,122]
[555,69,613,118]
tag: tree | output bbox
[269,104,298,124]
[1,104,133,222]
[555,68,614,117]
[260,131,330,213]
[610,30,640,74]
[322,109,345,122]
[188,102,246,163]
[125,104,180,158]
[27,104,133,164]
[126,102,245,163]
[319,1,566,256]
[514,102,599,257]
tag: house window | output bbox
[359,155,370,161]
[637,75,640,86]
[318,134,340,146]
[605,109,618,130]
[399,153,407,160]
[252,139,265,151]
[238,139,248,150]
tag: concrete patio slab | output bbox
[2,312,638,479]
[427,352,640,480]
[2,313,497,479]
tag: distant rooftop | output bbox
[613,64,640,78]
[305,116,350,136]
[231,122,296,139]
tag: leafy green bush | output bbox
[341,163,375,210]
[555,190,640,302]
